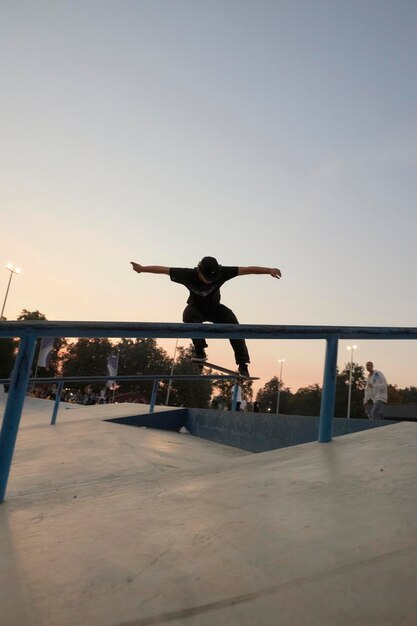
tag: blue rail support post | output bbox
[0,333,37,502]
[50,380,64,425]
[318,336,339,443]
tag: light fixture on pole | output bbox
[166,338,178,406]
[346,345,357,419]
[1,263,21,320]
[275,359,285,414]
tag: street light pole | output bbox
[166,338,178,405]
[1,263,21,320]
[346,345,357,419]
[275,359,285,414]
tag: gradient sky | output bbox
[1,1,417,394]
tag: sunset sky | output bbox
[1,1,417,394]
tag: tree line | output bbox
[256,363,411,418]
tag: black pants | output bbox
[183,303,250,365]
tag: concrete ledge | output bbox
[384,404,417,421]
[108,408,396,453]
[185,409,396,452]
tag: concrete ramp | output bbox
[0,397,416,625]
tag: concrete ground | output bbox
[1,392,417,626]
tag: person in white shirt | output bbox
[364,361,388,420]
[231,382,242,411]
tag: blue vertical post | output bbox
[50,380,64,425]
[0,333,37,502]
[149,378,159,413]
[318,336,338,443]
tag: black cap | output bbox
[198,256,221,280]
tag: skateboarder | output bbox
[131,256,281,378]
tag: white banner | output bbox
[37,337,55,368]
[106,353,119,387]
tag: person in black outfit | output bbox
[131,256,281,378]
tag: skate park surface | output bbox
[1,390,417,626]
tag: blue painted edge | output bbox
[0,334,37,502]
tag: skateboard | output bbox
[190,358,259,380]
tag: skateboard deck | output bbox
[190,358,259,380]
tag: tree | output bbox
[398,386,417,404]
[387,384,401,404]
[291,384,322,416]
[15,309,68,378]
[256,377,292,414]
[0,338,16,380]
[0,310,50,383]
[165,345,212,408]
[211,377,235,410]
[116,338,171,402]
[0,309,65,387]
[44,338,68,377]
[17,309,47,321]
[61,338,113,393]
[211,377,254,411]
[257,377,279,412]
[334,362,366,418]
[18,309,47,370]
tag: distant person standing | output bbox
[364,361,388,419]
[99,388,106,404]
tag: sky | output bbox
[1,1,417,395]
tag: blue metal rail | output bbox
[0,373,240,425]
[1,320,417,502]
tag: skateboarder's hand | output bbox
[131,262,143,273]
[270,268,281,279]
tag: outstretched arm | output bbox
[131,262,170,275]
[238,266,282,279]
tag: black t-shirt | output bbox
[169,266,238,308]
